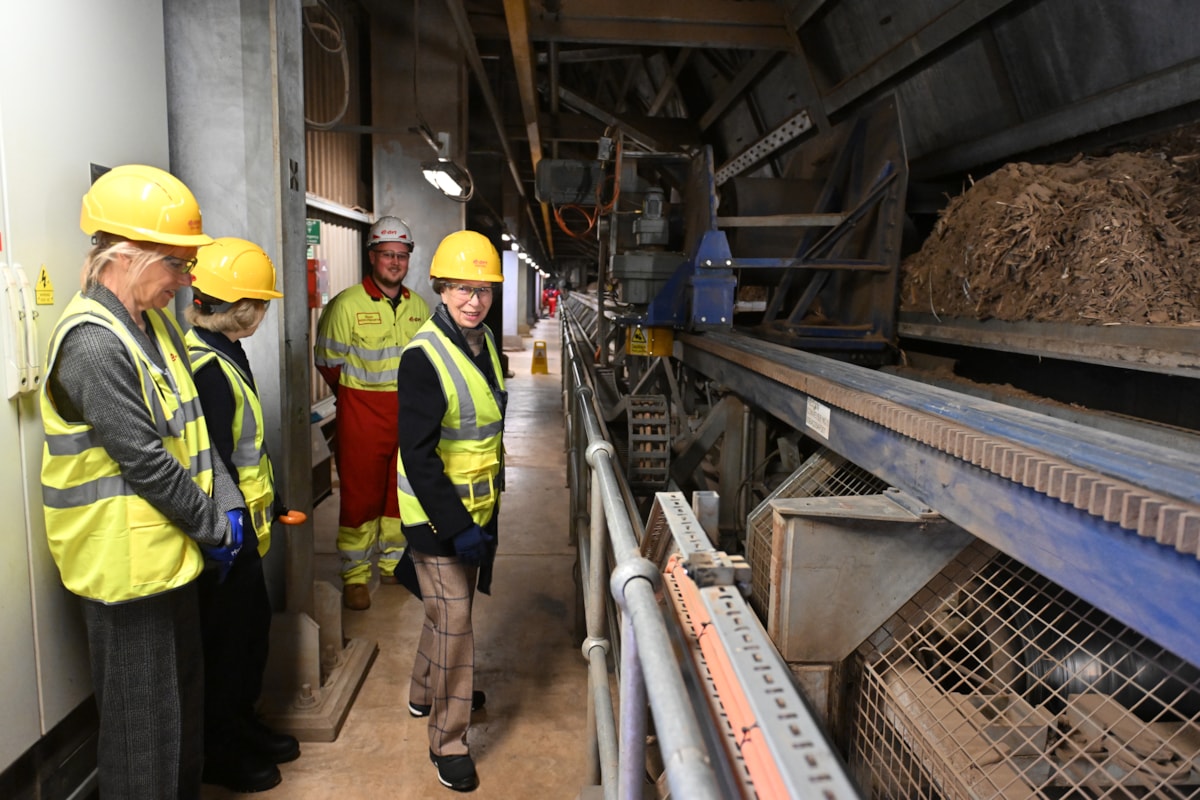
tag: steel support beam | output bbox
[911,57,1200,179]
[676,331,1200,669]
[823,0,1018,114]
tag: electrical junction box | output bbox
[535,159,605,205]
[611,251,684,305]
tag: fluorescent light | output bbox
[501,232,512,241]
[421,158,473,201]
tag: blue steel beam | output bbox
[677,332,1200,669]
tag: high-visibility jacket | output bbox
[41,294,213,603]
[396,321,505,528]
[186,329,274,556]
[314,280,430,392]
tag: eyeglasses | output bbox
[444,282,492,301]
[162,255,198,275]
[374,250,409,262]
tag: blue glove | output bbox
[201,510,245,582]
[453,523,494,566]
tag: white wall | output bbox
[0,0,171,769]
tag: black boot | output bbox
[235,717,301,764]
[202,747,282,794]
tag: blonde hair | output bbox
[185,298,268,334]
[81,236,162,292]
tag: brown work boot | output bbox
[379,572,399,585]
[343,583,370,610]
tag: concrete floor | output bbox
[203,317,589,799]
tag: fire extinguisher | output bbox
[307,258,319,309]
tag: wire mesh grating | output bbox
[849,541,1200,799]
[744,446,890,617]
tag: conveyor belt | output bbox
[676,330,1200,669]
[899,313,1200,378]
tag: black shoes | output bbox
[202,750,282,794]
[430,750,479,792]
[408,690,486,718]
[237,718,301,764]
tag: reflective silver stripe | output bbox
[42,474,136,508]
[340,547,371,561]
[181,396,206,419]
[413,332,479,435]
[457,477,493,500]
[141,366,174,438]
[397,472,490,502]
[253,507,270,532]
[315,337,402,364]
[158,310,189,362]
[189,344,265,469]
[339,362,397,385]
[353,343,403,361]
[44,429,104,456]
[226,369,264,469]
[313,335,348,367]
[446,419,503,440]
[42,450,213,504]
[379,537,406,553]
[190,446,214,478]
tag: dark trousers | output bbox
[197,544,272,752]
[82,584,204,800]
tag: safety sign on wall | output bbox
[35,266,54,305]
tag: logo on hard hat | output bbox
[376,229,399,239]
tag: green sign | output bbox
[305,219,321,246]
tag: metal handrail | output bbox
[561,305,724,800]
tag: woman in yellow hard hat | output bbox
[40,164,247,799]
[185,237,298,793]
[396,230,506,792]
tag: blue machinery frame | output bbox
[639,96,908,360]
[677,331,1200,671]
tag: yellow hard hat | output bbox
[430,230,503,283]
[81,164,213,246]
[192,237,283,301]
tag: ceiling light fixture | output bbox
[415,125,474,202]
[421,157,473,199]
[411,0,473,203]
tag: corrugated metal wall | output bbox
[303,0,369,208]
[307,210,366,405]
[302,0,371,406]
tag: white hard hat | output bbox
[369,216,414,250]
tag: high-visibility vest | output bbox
[314,283,430,391]
[396,322,505,528]
[40,294,213,603]
[186,330,275,556]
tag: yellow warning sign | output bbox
[35,265,55,305]
[625,325,672,356]
[531,340,549,374]
[628,326,649,355]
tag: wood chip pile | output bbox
[900,147,1200,325]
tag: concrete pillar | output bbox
[163,0,311,613]
[503,250,522,349]
[163,0,372,742]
